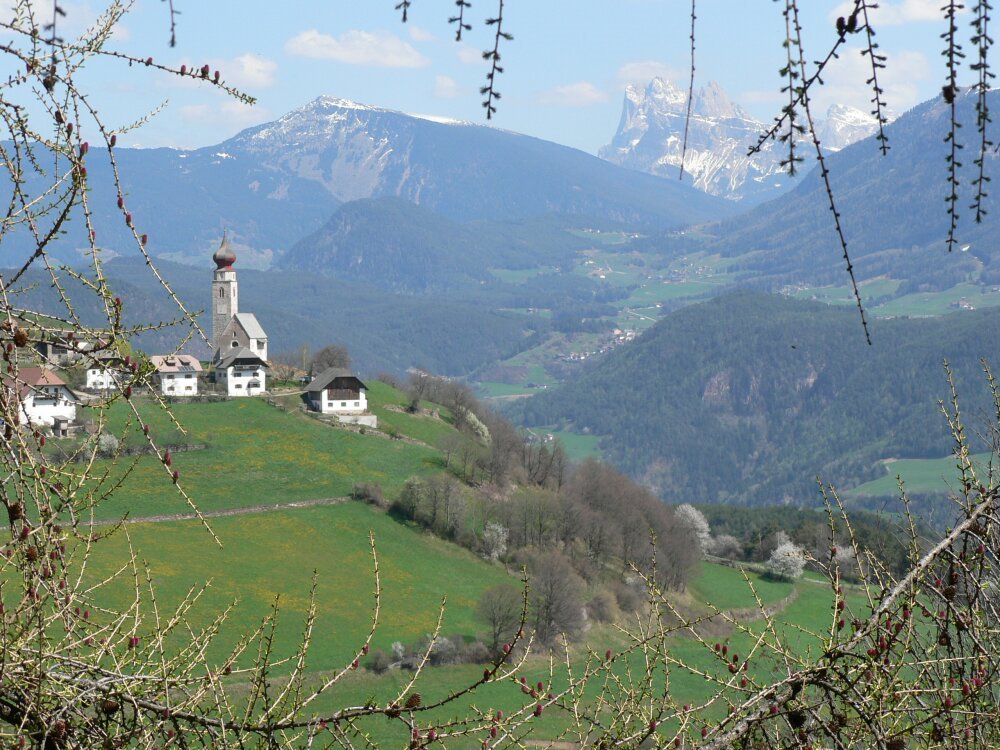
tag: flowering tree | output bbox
[766,541,806,581]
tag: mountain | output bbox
[278,198,602,293]
[7,96,737,269]
[649,88,1000,290]
[599,78,884,204]
[517,291,1000,507]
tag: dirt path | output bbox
[83,495,351,528]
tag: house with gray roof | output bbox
[305,368,376,427]
[215,346,268,397]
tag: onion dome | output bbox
[212,231,236,269]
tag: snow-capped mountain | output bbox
[11,95,735,267]
[599,78,886,203]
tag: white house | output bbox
[5,367,78,430]
[149,355,202,397]
[305,368,377,427]
[85,354,127,391]
[214,347,267,397]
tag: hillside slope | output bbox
[518,291,1000,506]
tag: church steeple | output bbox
[213,230,237,270]
[211,232,239,354]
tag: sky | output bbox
[5,0,970,154]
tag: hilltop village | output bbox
[6,235,377,435]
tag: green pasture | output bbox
[844,452,993,498]
[364,382,459,447]
[543,429,603,462]
[685,561,794,612]
[791,277,901,306]
[872,283,1000,317]
[84,503,514,669]
[76,398,442,520]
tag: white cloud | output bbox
[223,53,277,89]
[810,48,931,114]
[538,81,609,107]
[285,29,429,68]
[616,60,685,88]
[456,44,483,64]
[180,100,271,129]
[434,75,465,98]
[829,0,966,25]
[408,25,436,42]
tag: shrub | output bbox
[352,481,386,508]
[587,589,618,623]
[367,648,391,674]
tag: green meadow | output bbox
[845,451,993,498]
[75,395,443,520]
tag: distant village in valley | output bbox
[6,234,377,436]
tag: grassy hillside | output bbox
[74,390,450,520]
[85,502,513,668]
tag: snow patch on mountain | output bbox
[600,78,889,203]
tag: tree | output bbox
[310,344,351,374]
[476,583,522,654]
[674,504,711,558]
[766,541,807,581]
[524,551,586,645]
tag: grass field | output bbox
[76,398,443,520]
[85,502,513,670]
[844,451,993,497]
[873,283,1000,317]
[82,515,834,743]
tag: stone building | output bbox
[211,234,269,394]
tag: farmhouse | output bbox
[211,233,269,394]
[305,368,377,427]
[35,333,108,367]
[5,367,78,431]
[215,347,267,397]
[85,353,128,391]
[150,355,202,397]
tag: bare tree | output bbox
[310,344,351,374]
[476,583,522,654]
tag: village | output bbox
[5,235,377,435]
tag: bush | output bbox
[612,580,644,614]
[587,589,618,623]
[96,432,120,458]
[367,648,391,674]
[352,482,386,508]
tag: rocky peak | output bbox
[600,78,889,203]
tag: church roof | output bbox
[213,232,236,270]
[306,368,367,393]
[232,313,266,340]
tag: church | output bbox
[211,234,269,396]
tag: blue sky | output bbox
[14,1,965,153]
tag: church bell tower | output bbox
[211,232,238,353]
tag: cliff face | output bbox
[599,78,883,204]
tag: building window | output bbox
[340,402,347,407]
[354,402,359,407]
